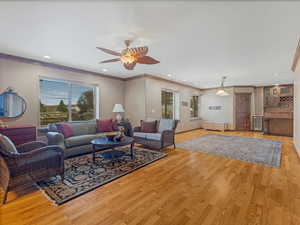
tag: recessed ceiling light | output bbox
[102,68,108,72]
[167,74,172,77]
[183,79,187,82]
[43,55,50,59]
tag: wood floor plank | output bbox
[1,129,300,225]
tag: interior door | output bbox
[235,93,251,130]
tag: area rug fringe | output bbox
[35,183,58,206]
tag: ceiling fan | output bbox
[96,40,160,70]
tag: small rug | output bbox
[37,147,166,205]
[176,134,282,168]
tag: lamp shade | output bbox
[112,104,125,113]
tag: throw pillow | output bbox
[97,119,113,132]
[141,120,157,133]
[0,134,18,153]
[56,123,73,138]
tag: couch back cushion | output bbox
[69,121,96,136]
[141,120,157,133]
[0,134,18,154]
[158,119,175,133]
[56,123,73,138]
[97,119,114,132]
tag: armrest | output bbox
[133,126,141,132]
[15,145,64,169]
[161,130,174,137]
[17,141,47,153]
[47,132,65,149]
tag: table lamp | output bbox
[112,104,125,121]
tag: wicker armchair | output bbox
[133,119,179,150]
[0,140,64,204]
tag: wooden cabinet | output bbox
[279,86,293,96]
[0,126,36,145]
[263,84,294,137]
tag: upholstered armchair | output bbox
[133,119,179,150]
[0,137,64,204]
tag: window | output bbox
[161,90,180,120]
[39,78,96,126]
[162,90,174,119]
[190,96,199,118]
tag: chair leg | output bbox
[2,188,8,204]
[174,144,176,149]
[61,173,65,182]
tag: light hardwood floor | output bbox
[1,129,300,225]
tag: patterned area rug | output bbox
[176,134,282,168]
[37,147,166,205]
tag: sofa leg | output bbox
[2,188,8,204]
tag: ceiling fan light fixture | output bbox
[97,40,159,70]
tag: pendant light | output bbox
[216,76,229,96]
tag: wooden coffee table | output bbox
[91,136,135,163]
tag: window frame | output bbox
[161,89,180,120]
[190,95,200,119]
[39,76,99,127]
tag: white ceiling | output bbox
[0,1,299,88]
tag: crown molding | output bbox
[0,52,202,90]
[125,74,202,91]
[0,52,124,81]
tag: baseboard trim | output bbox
[176,128,201,134]
[294,142,300,158]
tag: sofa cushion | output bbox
[158,119,175,133]
[56,123,73,138]
[141,120,157,133]
[69,121,96,136]
[146,133,162,141]
[65,135,97,148]
[133,132,147,139]
[96,119,113,132]
[0,134,18,154]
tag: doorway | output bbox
[235,93,251,130]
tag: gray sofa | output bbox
[133,119,179,150]
[47,120,118,158]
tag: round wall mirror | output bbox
[0,88,27,118]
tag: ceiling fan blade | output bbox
[123,62,136,70]
[99,58,120,64]
[96,47,121,56]
[136,56,160,64]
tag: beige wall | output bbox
[144,77,201,132]
[294,68,300,156]
[200,88,235,130]
[124,76,202,132]
[0,58,125,127]
[200,86,261,130]
[124,77,146,127]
